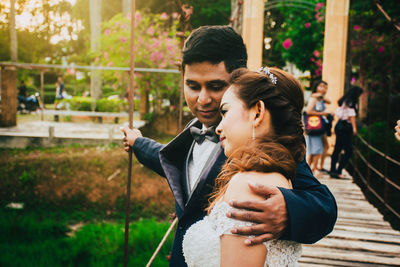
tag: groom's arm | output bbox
[121,127,166,177]
[132,137,167,178]
[227,159,337,244]
[278,160,337,243]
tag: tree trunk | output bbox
[90,0,102,100]
[0,67,17,126]
[122,0,131,16]
[9,0,17,62]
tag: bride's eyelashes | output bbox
[220,108,228,116]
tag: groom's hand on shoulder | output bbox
[227,183,288,245]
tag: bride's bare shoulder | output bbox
[223,171,291,202]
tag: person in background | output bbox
[54,76,65,109]
[305,80,331,174]
[17,80,28,104]
[329,86,363,179]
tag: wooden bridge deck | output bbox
[299,169,400,267]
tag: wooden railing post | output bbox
[0,66,17,127]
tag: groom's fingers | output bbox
[228,182,288,241]
[229,199,265,211]
[244,233,276,246]
[227,209,264,224]
[230,223,266,235]
[247,182,281,198]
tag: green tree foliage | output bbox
[186,0,231,28]
[274,1,325,78]
[349,1,400,126]
[136,0,231,28]
[0,0,77,64]
[96,11,181,111]
[263,9,286,68]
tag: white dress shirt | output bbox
[187,125,218,193]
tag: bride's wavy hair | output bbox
[207,67,306,213]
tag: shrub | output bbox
[61,96,95,111]
[96,98,127,112]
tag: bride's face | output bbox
[216,86,253,157]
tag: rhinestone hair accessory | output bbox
[259,67,277,85]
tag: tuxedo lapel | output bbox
[185,145,226,212]
[159,119,201,212]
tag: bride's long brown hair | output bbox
[207,68,306,213]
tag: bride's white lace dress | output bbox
[183,202,302,267]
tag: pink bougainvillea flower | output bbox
[282,38,293,49]
[138,37,144,44]
[107,61,113,67]
[310,57,315,62]
[305,22,311,28]
[313,50,320,58]
[119,36,127,43]
[104,29,111,35]
[146,27,155,35]
[151,51,163,62]
[120,23,128,30]
[135,11,142,23]
[104,52,109,60]
[351,77,356,84]
[315,13,324,22]
[315,2,324,10]
[353,25,361,31]
[315,59,322,66]
[378,46,385,53]
[160,12,168,20]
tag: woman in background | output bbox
[329,86,363,179]
[305,80,331,174]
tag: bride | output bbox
[183,67,306,266]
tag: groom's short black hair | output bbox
[182,25,248,73]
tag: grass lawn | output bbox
[0,138,176,266]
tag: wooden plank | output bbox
[301,246,400,266]
[310,238,400,254]
[336,218,393,229]
[338,211,385,221]
[299,161,400,266]
[333,224,400,236]
[327,229,400,245]
[299,256,386,267]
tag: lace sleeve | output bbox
[208,202,302,267]
[208,202,255,236]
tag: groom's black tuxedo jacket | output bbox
[133,119,337,267]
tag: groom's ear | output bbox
[253,100,265,127]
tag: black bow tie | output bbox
[190,126,219,144]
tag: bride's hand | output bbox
[227,183,288,245]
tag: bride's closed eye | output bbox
[220,108,228,116]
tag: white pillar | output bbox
[322,0,350,112]
[242,0,265,71]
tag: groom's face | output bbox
[183,61,230,127]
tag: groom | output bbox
[122,26,337,266]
